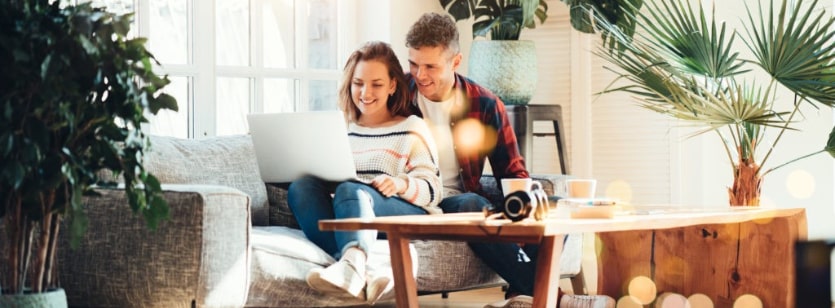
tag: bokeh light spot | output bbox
[627,276,657,304]
[733,294,762,308]
[453,118,485,152]
[605,179,632,204]
[786,169,815,199]
[616,295,643,308]
[687,293,714,308]
[657,292,687,308]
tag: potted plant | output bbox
[440,0,548,105]
[0,0,176,305]
[587,0,835,205]
[558,0,643,51]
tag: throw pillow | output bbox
[145,135,269,226]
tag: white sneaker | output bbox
[364,275,392,305]
[306,259,366,300]
[484,295,533,308]
[560,294,616,308]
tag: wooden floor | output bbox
[374,286,506,308]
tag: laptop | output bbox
[247,111,357,183]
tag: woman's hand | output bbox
[371,175,406,197]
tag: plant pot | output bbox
[0,288,67,308]
[468,40,538,105]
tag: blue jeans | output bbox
[288,176,428,259]
[439,193,538,296]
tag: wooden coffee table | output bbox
[319,206,806,308]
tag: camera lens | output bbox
[503,191,532,222]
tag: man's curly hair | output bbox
[406,12,460,55]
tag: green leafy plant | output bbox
[589,0,835,205]
[0,0,177,295]
[559,0,643,50]
[440,0,548,40]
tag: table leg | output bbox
[387,233,418,307]
[532,235,564,308]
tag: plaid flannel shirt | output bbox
[406,72,529,196]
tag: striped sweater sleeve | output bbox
[395,116,441,209]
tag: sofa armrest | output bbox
[59,184,251,308]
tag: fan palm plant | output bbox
[590,0,835,206]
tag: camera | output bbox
[485,183,550,222]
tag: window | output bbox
[83,0,351,138]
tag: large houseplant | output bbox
[589,0,835,205]
[440,0,548,40]
[440,0,549,105]
[0,0,176,302]
[559,0,643,51]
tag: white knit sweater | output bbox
[348,115,442,213]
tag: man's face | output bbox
[408,45,461,102]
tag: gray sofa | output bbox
[53,134,582,307]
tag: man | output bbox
[403,12,615,308]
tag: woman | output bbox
[287,41,441,304]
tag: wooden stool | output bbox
[506,104,568,174]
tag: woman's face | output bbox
[352,60,395,118]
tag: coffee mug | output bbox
[566,179,596,199]
[501,178,541,196]
[495,179,548,221]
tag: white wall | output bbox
[352,1,450,74]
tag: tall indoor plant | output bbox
[0,0,176,302]
[588,0,835,205]
[559,0,643,51]
[440,0,548,105]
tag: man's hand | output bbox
[371,175,406,197]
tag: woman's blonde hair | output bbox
[338,41,410,123]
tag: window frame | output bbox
[118,0,354,138]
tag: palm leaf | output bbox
[637,0,746,78]
[743,0,835,107]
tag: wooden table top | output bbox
[319,206,806,241]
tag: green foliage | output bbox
[560,0,643,51]
[440,0,548,40]
[0,0,176,294]
[590,0,835,177]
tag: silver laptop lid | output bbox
[247,111,357,183]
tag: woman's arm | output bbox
[396,116,442,208]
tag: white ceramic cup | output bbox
[501,178,541,196]
[566,179,596,199]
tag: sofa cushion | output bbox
[414,240,505,292]
[266,183,298,228]
[247,226,416,307]
[145,135,269,225]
